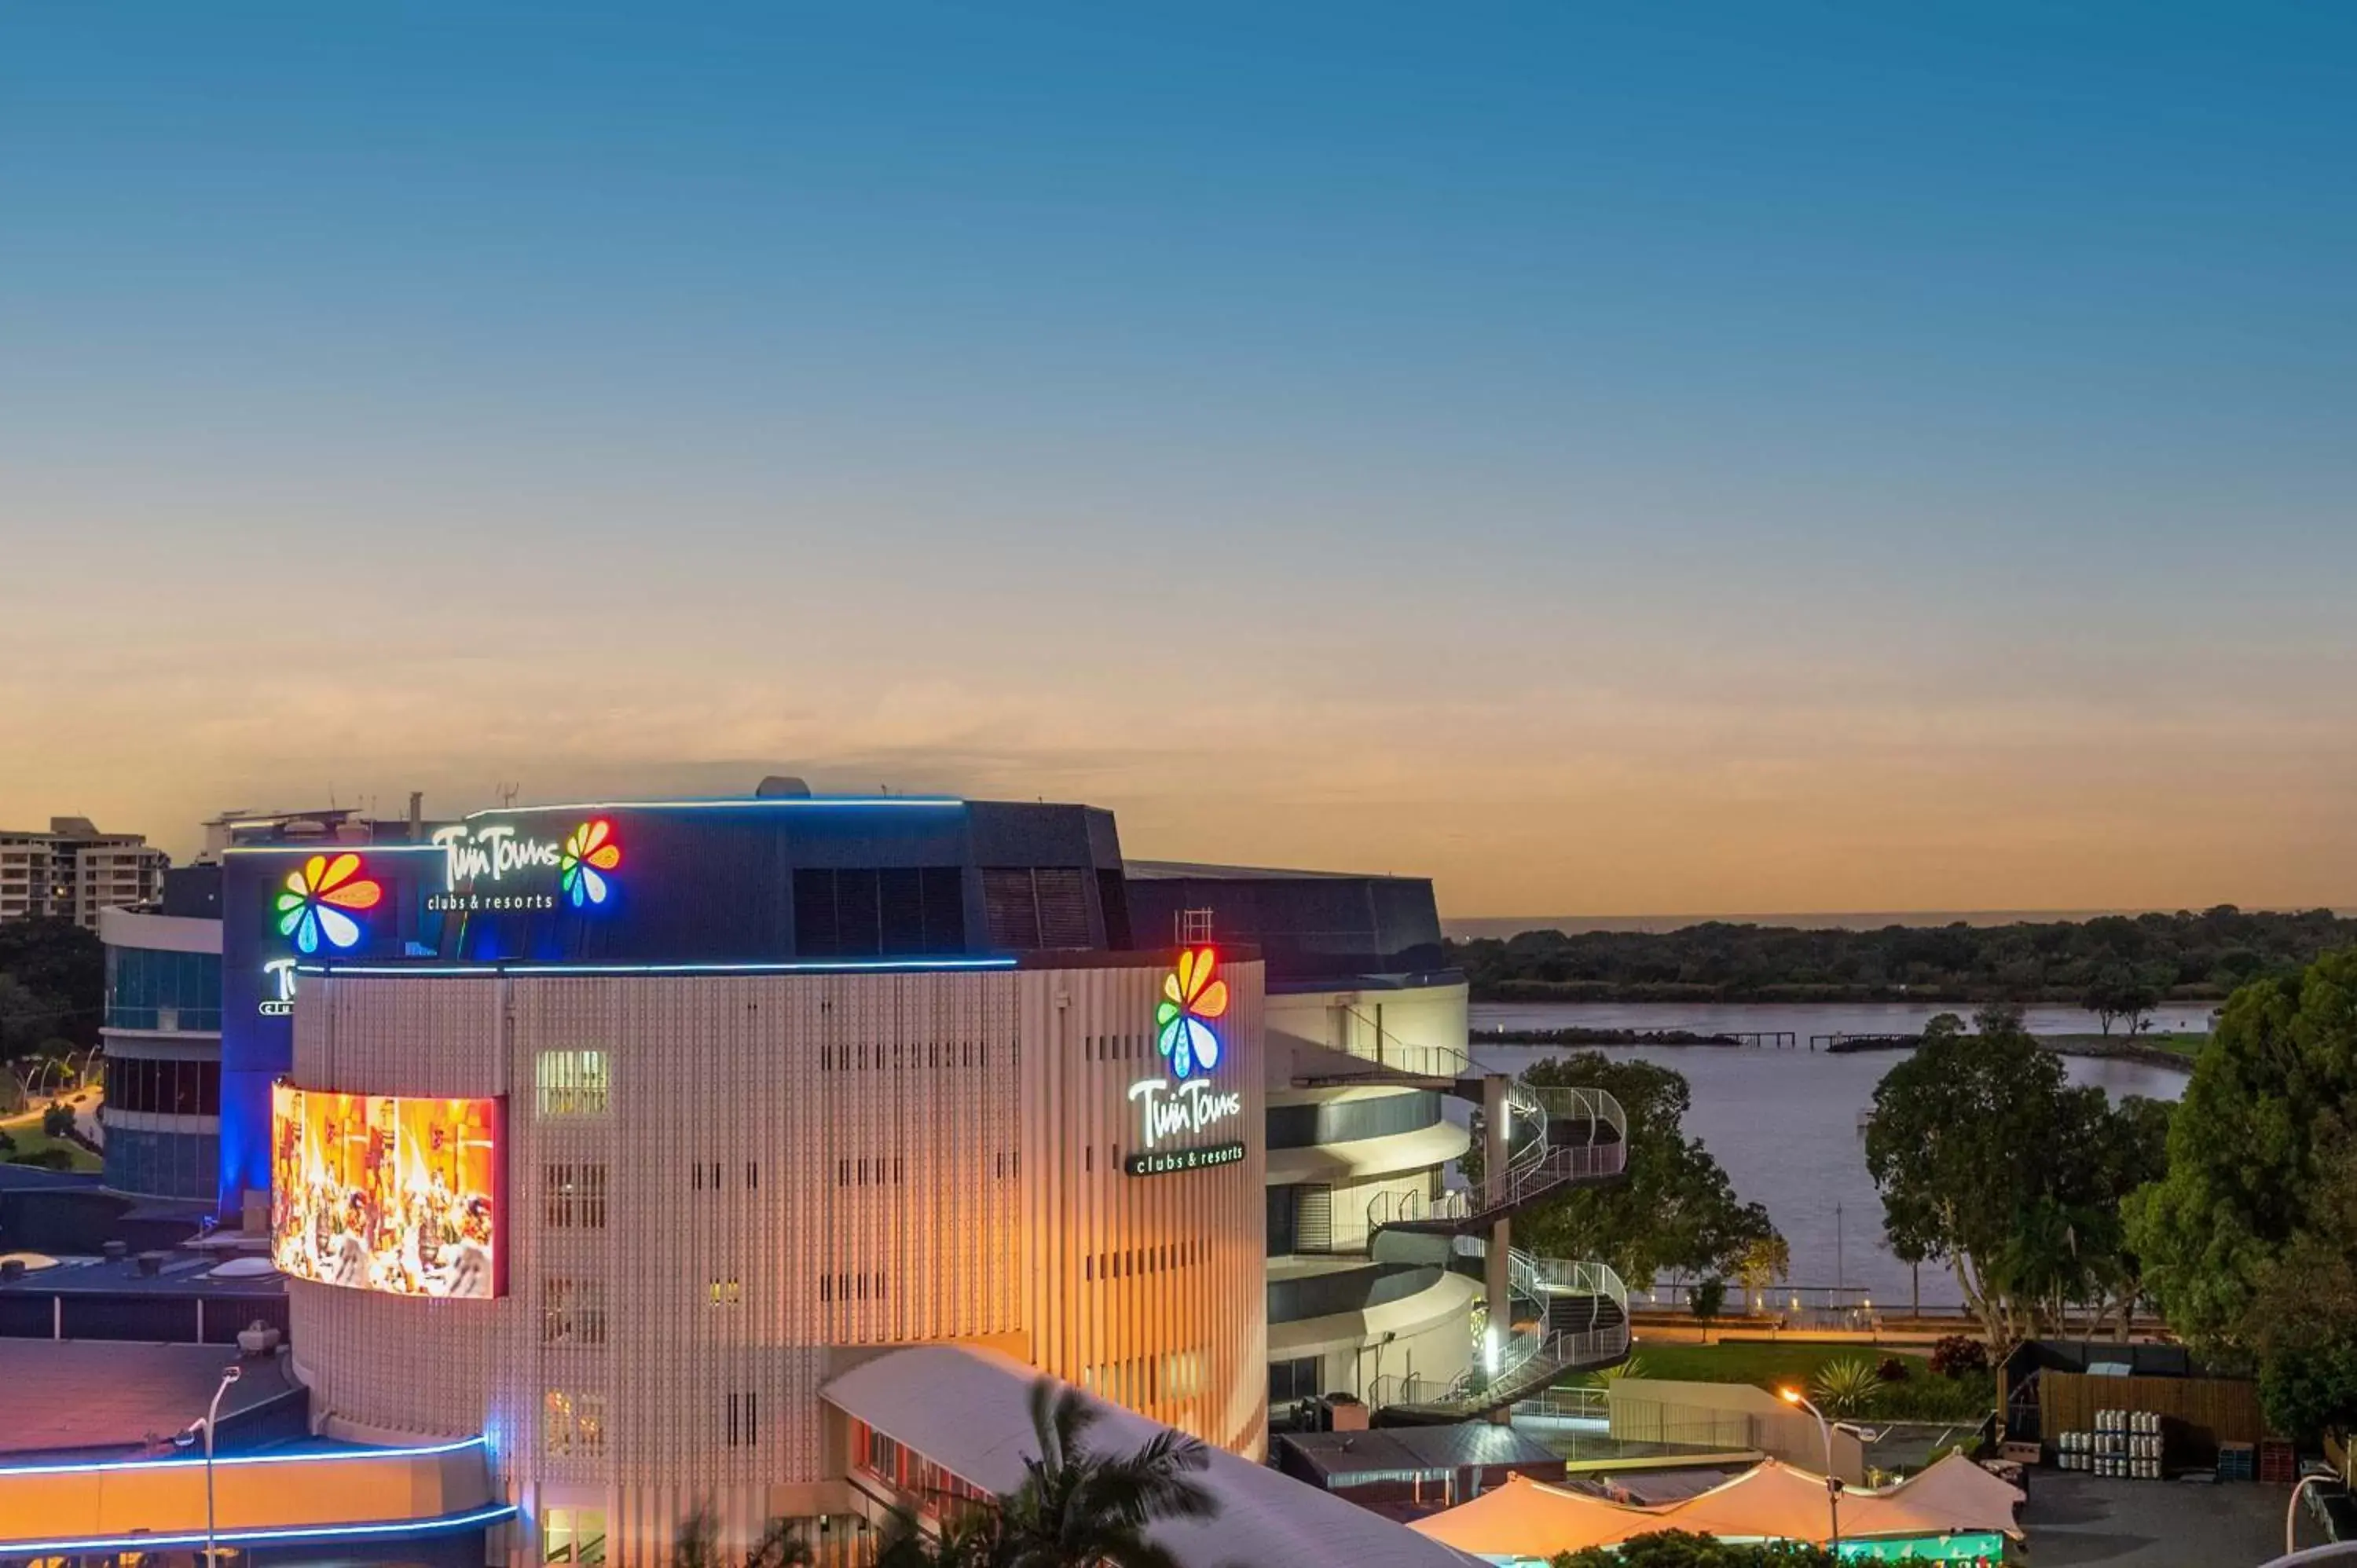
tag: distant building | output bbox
[97,870,223,1203]
[0,817,167,929]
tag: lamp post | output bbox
[1780,1387,1841,1558]
[203,1363,243,1564]
[2289,1473,2330,1557]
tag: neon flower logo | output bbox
[559,820,622,907]
[1156,946,1229,1080]
[275,853,383,954]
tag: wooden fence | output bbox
[2037,1370,2270,1460]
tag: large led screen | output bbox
[270,1083,503,1298]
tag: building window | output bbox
[545,1390,607,1457]
[537,1050,610,1116]
[544,1508,608,1566]
[543,1163,609,1229]
[726,1390,759,1448]
[543,1277,607,1346]
[709,1278,742,1306]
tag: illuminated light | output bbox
[0,1434,487,1480]
[294,956,1021,977]
[1779,1387,1804,1405]
[272,1084,503,1299]
[222,844,444,855]
[273,854,383,954]
[559,819,622,907]
[1,1501,519,1554]
[1155,946,1228,1080]
[467,797,964,816]
[1128,1077,1244,1150]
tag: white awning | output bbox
[822,1346,1479,1568]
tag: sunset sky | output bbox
[2,4,2351,918]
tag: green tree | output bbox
[2084,968,2161,1036]
[42,1100,74,1138]
[1512,1054,1782,1287]
[0,919,103,1053]
[1554,1530,1834,1567]
[995,1378,1216,1568]
[1864,1009,2166,1353]
[2124,949,2357,1352]
[672,1503,812,1568]
[2232,1112,2357,1439]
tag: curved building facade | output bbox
[1127,863,1629,1423]
[237,797,1268,1564]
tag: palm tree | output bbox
[874,1505,1011,1568]
[673,1501,813,1568]
[994,1378,1219,1568]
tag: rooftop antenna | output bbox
[497,781,520,808]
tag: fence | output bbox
[2036,1370,2269,1459]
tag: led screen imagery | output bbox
[270,1083,504,1298]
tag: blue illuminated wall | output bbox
[216,845,445,1222]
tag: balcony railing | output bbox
[1367,1254,1629,1423]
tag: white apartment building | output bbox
[0,817,167,928]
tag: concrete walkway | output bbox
[2023,1470,2290,1566]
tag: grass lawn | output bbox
[2041,1031,2204,1059]
[1568,1339,1994,1423]
[0,1126,102,1174]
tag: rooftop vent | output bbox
[756,776,813,799]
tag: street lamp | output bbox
[1779,1387,1841,1558]
[201,1363,243,1564]
[2289,1472,2331,1557]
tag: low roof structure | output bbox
[822,1346,1481,1568]
[0,1341,298,1459]
[1280,1423,1565,1486]
[1411,1453,2025,1559]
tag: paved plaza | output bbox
[2023,1470,2295,1566]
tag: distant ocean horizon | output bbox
[1442,906,2355,939]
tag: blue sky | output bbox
[2,3,2350,914]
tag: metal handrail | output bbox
[1365,1187,1470,1233]
[1369,1253,1629,1418]
[1527,1083,1628,1144]
[1335,1005,1472,1080]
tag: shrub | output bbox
[1691,1277,1728,1321]
[1930,1335,1990,1379]
[42,1101,73,1138]
[1877,1356,1911,1383]
[1810,1357,1884,1416]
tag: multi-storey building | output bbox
[212,792,1270,1564]
[0,817,167,928]
[1127,862,1631,1426]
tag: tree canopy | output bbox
[1450,907,2355,1003]
[2124,950,2357,1350]
[0,918,104,1057]
[2124,947,2357,1437]
[1863,1009,2169,1351]
[1510,1053,1782,1288]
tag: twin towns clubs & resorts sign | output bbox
[1121,947,1245,1178]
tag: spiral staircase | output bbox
[1357,1083,1631,1423]
[1366,1247,1630,1424]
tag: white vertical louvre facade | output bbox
[285,954,1266,1566]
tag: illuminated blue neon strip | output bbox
[220,844,445,855]
[2,1501,517,1554]
[468,796,965,818]
[0,1433,487,1479]
[296,956,1019,978]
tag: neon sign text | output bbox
[431,824,563,886]
[1127,1078,1243,1150]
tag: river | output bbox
[1468,1002,2197,1310]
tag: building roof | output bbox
[0,1251,287,1297]
[822,1346,1480,1568]
[0,1341,296,1456]
[1281,1423,1563,1484]
[1125,859,1389,882]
